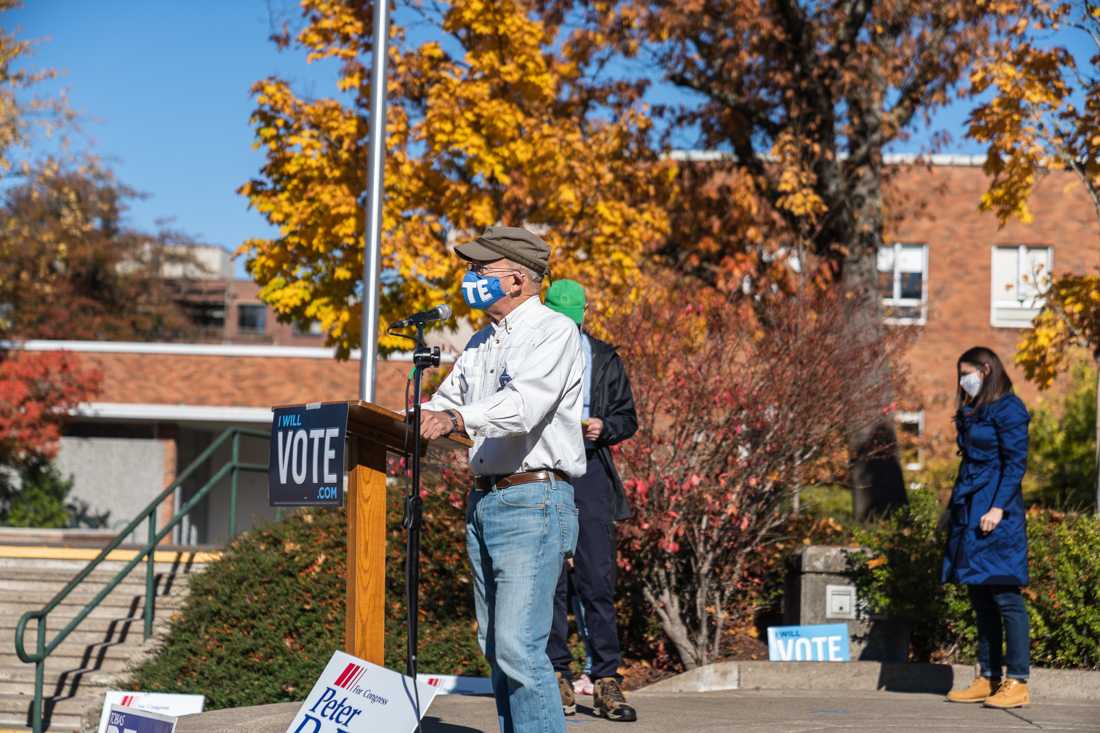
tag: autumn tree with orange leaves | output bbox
[239,0,672,356]
[586,0,1035,518]
[0,1,103,526]
[968,1,1100,511]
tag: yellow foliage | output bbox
[968,2,1099,226]
[0,0,67,175]
[1016,274,1100,389]
[772,131,828,222]
[239,0,672,356]
[969,3,1100,386]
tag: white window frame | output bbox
[895,410,925,471]
[879,243,928,326]
[990,244,1053,329]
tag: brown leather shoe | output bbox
[984,678,1030,709]
[556,672,576,716]
[594,677,637,722]
[946,677,999,703]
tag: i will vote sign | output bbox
[767,624,851,662]
[286,651,438,733]
[269,402,349,507]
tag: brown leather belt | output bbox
[474,469,570,492]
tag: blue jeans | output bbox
[467,478,579,733]
[968,585,1030,681]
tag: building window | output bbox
[187,302,225,330]
[237,303,267,334]
[294,320,324,337]
[896,411,924,471]
[991,245,1053,328]
[877,243,927,324]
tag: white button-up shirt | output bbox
[424,296,586,478]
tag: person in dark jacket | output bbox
[943,346,1031,710]
[543,279,638,723]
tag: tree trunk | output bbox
[841,164,908,522]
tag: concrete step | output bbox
[0,561,198,575]
[0,631,167,663]
[0,619,157,648]
[0,572,194,589]
[0,612,179,654]
[0,666,123,695]
[0,589,184,611]
[0,652,135,675]
[0,610,163,634]
[0,555,214,575]
[0,691,90,731]
[0,548,204,727]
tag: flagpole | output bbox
[359,0,391,402]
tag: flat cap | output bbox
[455,226,550,277]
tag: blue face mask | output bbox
[461,270,506,309]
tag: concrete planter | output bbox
[782,545,911,662]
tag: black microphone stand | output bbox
[390,321,440,732]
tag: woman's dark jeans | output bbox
[968,585,1030,681]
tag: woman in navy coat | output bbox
[943,347,1031,709]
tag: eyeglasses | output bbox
[468,263,523,278]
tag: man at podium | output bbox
[419,226,585,733]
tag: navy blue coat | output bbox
[941,393,1030,586]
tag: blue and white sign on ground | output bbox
[767,624,851,662]
[286,651,439,733]
[105,705,177,733]
[97,691,204,733]
[416,673,493,695]
[269,402,349,507]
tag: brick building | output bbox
[880,157,1099,461]
[21,340,432,544]
[672,152,1099,466]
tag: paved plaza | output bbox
[176,688,1100,733]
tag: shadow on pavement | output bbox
[877,663,957,695]
[421,715,483,733]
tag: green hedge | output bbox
[850,489,1100,669]
[128,487,488,709]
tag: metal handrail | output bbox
[13,427,270,732]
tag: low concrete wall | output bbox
[55,436,167,534]
[638,660,1100,701]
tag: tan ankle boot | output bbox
[946,677,999,703]
[984,678,1029,709]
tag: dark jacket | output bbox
[585,332,638,521]
[941,393,1030,586]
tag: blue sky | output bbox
[8,0,339,263]
[8,1,1089,261]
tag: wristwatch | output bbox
[444,409,461,435]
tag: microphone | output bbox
[391,304,452,329]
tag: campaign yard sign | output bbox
[416,674,493,696]
[286,651,439,733]
[105,705,177,733]
[767,624,851,662]
[97,692,204,733]
[269,402,349,507]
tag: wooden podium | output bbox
[281,400,471,665]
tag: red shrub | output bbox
[611,285,906,669]
[0,350,101,463]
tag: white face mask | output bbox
[960,372,983,399]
